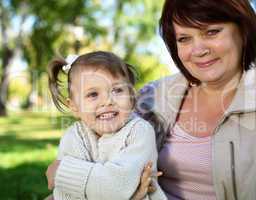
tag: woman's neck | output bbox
[198,70,242,97]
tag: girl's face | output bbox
[69,67,133,136]
[174,22,243,86]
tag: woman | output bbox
[137,0,256,199]
[46,0,256,199]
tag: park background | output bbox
[1,0,256,199]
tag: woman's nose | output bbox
[191,39,210,57]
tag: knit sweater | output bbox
[53,116,167,200]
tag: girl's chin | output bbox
[96,125,122,135]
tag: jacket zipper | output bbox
[230,141,238,200]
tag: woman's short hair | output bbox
[160,0,256,83]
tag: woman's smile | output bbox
[194,58,220,69]
[175,22,243,85]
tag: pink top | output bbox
[158,124,217,200]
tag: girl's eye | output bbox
[112,87,124,95]
[177,36,191,43]
[86,92,98,99]
[206,28,222,36]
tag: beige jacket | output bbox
[136,68,256,200]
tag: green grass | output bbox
[0,112,74,200]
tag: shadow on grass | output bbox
[0,135,59,153]
[0,162,52,200]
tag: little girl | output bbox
[46,51,167,200]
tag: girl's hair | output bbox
[160,0,256,84]
[135,84,167,151]
[48,51,138,111]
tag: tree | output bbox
[0,0,18,115]
[0,0,106,115]
[1,0,169,115]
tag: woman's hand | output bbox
[45,160,61,190]
[44,194,54,200]
[131,162,163,200]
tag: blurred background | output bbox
[1,0,256,199]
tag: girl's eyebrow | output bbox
[83,87,97,92]
[112,81,127,86]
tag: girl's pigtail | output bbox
[136,84,166,151]
[124,63,139,107]
[141,111,165,151]
[47,58,68,112]
[125,63,139,85]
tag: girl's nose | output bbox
[100,92,114,107]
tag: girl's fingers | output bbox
[148,185,156,193]
[150,171,163,178]
[137,162,165,196]
[140,162,153,187]
[157,171,163,177]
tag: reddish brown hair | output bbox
[160,0,256,83]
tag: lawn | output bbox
[0,112,74,200]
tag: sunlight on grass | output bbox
[1,146,57,168]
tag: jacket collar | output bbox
[156,73,188,128]
[226,68,256,114]
[161,68,256,127]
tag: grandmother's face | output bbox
[174,22,243,85]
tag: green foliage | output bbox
[0,112,74,199]
[2,0,170,113]
[8,72,31,102]
[130,53,170,89]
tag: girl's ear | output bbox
[67,98,79,118]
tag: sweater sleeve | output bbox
[54,123,94,198]
[56,120,160,200]
[56,123,91,160]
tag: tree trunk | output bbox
[0,47,13,116]
[0,2,13,116]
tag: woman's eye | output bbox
[177,36,191,43]
[86,92,98,99]
[206,28,221,36]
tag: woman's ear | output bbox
[67,98,79,118]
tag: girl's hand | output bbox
[131,162,163,200]
[45,160,61,190]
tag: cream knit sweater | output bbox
[53,116,167,200]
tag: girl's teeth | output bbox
[99,112,116,120]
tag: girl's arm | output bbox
[47,123,94,197]
[54,120,165,200]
